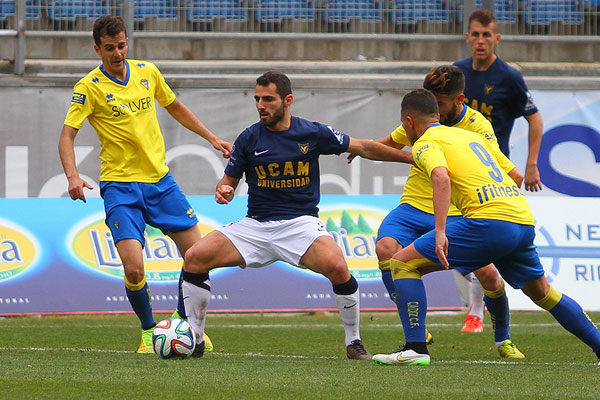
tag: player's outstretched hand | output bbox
[435,230,449,269]
[215,184,234,204]
[213,139,233,158]
[68,177,93,203]
[524,164,542,192]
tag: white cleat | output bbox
[372,349,430,366]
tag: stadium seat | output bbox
[133,0,178,21]
[254,0,315,23]
[186,0,247,23]
[323,0,383,23]
[47,0,111,21]
[390,0,448,25]
[0,0,40,21]
[525,0,583,26]
[454,0,517,24]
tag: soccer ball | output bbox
[152,318,196,359]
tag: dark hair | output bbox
[93,15,127,46]
[401,89,439,119]
[423,65,465,97]
[256,71,292,99]
[468,8,496,30]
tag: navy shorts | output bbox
[377,203,462,248]
[100,172,198,245]
[413,218,545,289]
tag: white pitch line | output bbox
[1,346,594,366]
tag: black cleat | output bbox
[346,339,372,360]
[192,340,205,358]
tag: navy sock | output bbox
[126,282,155,330]
[394,277,427,343]
[176,268,187,319]
[549,294,600,354]
[484,293,510,343]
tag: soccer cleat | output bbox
[461,314,484,333]
[136,326,155,354]
[192,340,206,358]
[346,339,372,360]
[373,348,430,366]
[425,329,434,345]
[170,309,185,320]
[497,340,525,359]
[203,332,214,352]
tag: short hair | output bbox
[256,71,292,100]
[468,8,496,30]
[423,65,465,97]
[401,89,439,120]
[93,15,127,46]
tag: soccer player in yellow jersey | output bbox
[372,89,600,366]
[58,16,231,353]
[366,65,524,358]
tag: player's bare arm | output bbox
[346,137,413,164]
[165,98,232,158]
[431,166,451,269]
[524,111,543,192]
[346,134,406,163]
[58,124,94,203]
[215,174,240,204]
[508,167,524,188]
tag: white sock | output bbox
[334,289,361,346]
[470,274,485,321]
[182,280,211,341]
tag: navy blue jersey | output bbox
[225,116,350,221]
[454,57,538,156]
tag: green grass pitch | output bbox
[1,311,599,399]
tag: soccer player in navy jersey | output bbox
[181,71,414,359]
[454,8,544,332]
[58,16,230,353]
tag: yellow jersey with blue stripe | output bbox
[390,105,515,215]
[412,124,534,225]
[64,60,176,183]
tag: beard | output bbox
[440,103,459,126]
[260,103,285,127]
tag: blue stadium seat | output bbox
[134,0,178,21]
[390,1,448,25]
[0,0,40,20]
[323,0,383,23]
[254,0,315,23]
[525,0,583,25]
[186,0,247,23]
[476,0,518,23]
[48,0,111,21]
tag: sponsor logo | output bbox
[71,92,86,105]
[140,79,149,89]
[67,214,220,282]
[319,206,387,279]
[254,150,269,156]
[106,93,115,103]
[0,218,40,282]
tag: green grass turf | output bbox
[1,311,599,399]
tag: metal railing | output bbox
[3,1,600,74]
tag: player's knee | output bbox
[474,266,501,291]
[376,237,400,261]
[124,268,145,285]
[183,244,212,273]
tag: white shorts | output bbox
[216,215,331,268]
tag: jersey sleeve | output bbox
[318,124,350,155]
[224,131,249,179]
[152,63,176,108]
[412,138,448,178]
[509,70,538,118]
[390,124,412,147]
[64,80,93,130]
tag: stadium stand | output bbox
[186,0,247,23]
[254,0,315,23]
[525,0,583,26]
[322,0,383,23]
[47,0,111,21]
